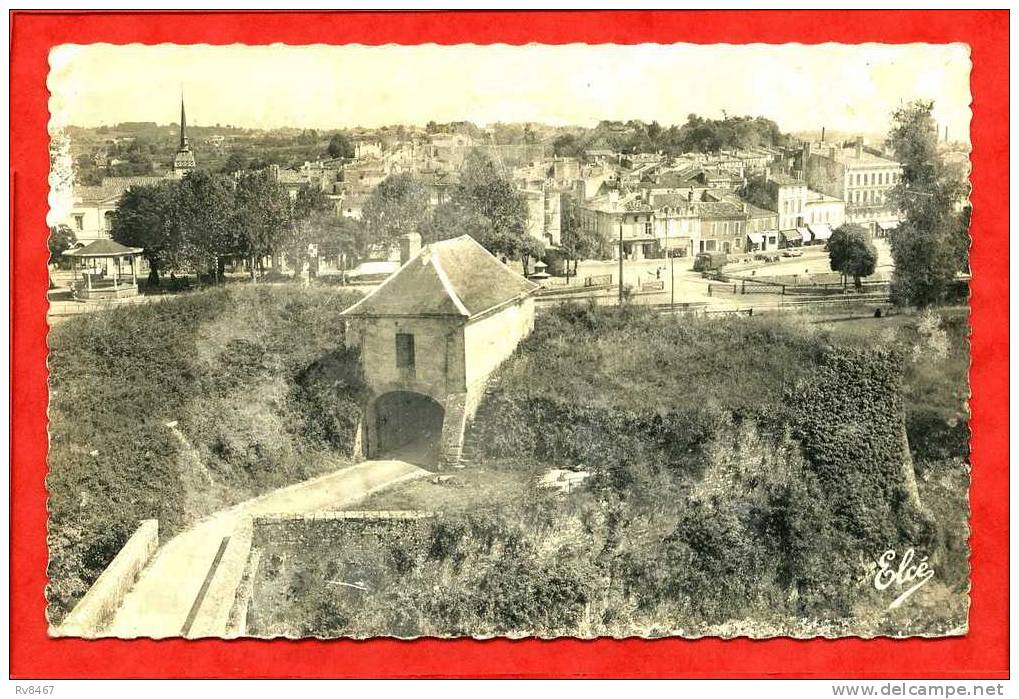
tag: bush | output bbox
[47,285,365,623]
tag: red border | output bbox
[10,10,1009,679]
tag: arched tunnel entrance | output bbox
[369,391,445,467]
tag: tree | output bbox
[826,224,878,290]
[552,133,585,158]
[419,202,468,245]
[49,224,76,264]
[233,170,295,280]
[451,149,533,270]
[221,150,248,174]
[739,175,776,212]
[558,195,608,281]
[285,184,336,277]
[111,182,180,285]
[361,173,430,249]
[327,132,355,160]
[174,171,240,281]
[886,100,970,307]
[301,211,366,273]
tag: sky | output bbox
[48,42,972,139]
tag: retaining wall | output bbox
[54,519,159,637]
[252,511,436,549]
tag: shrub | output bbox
[46,285,365,623]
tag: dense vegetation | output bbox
[553,114,791,158]
[46,285,366,623]
[250,304,970,638]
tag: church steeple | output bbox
[179,96,189,150]
[171,92,196,178]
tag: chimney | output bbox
[821,126,825,143]
[855,137,863,159]
[945,125,949,143]
[399,232,421,265]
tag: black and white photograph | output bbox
[44,41,972,640]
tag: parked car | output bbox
[781,248,804,258]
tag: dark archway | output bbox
[371,391,445,466]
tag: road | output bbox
[101,458,428,639]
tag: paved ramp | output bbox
[103,459,428,639]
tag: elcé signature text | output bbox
[874,548,935,610]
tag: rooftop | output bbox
[768,173,805,187]
[63,239,143,257]
[836,148,901,167]
[341,235,539,319]
[75,176,166,204]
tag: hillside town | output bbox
[50,98,969,318]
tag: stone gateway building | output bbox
[341,234,539,468]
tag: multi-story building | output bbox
[648,192,701,257]
[804,138,902,236]
[802,189,846,229]
[521,185,563,247]
[744,205,781,252]
[64,176,165,245]
[696,201,748,255]
[764,173,808,230]
[576,191,655,260]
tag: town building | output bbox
[744,205,781,252]
[764,173,809,231]
[64,176,165,245]
[803,138,903,236]
[647,192,701,257]
[521,185,563,247]
[341,234,538,468]
[576,191,656,260]
[696,201,748,255]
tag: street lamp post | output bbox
[618,220,624,305]
[670,243,675,311]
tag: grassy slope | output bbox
[46,284,364,623]
[248,304,971,638]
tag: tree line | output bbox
[553,114,791,158]
[110,170,361,285]
[107,148,565,284]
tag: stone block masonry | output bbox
[439,392,469,469]
[252,510,437,549]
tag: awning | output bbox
[808,223,834,241]
[747,232,765,245]
[796,227,813,243]
[878,221,900,232]
[781,229,802,242]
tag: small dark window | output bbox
[395,333,415,370]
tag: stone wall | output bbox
[54,519,159,637]
[252,511,436,549]
[348,315,467,400]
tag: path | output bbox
[102,459,428,639]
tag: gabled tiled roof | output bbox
[75,176,166,204]
[342,235,539,319]
[690,201,745,218]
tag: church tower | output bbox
[171,96,197,178]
